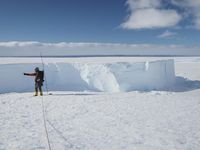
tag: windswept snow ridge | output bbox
[0,59,175,93]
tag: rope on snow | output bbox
[41,95,52,150]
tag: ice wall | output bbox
[0,60,175,93]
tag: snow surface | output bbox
[0,57,200,150]
[0,59,175,93]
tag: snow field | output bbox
[0,91,200,150]
[0,59,175,93]
[0,93,48,149]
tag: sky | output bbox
[0,0,200,52]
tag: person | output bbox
[24,67,44,96]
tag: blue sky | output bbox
[0,0,200,46]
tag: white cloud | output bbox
[0,41,43,47]
[122,0,200,30]
[157,30,177,39]
[122,0,182,29]
[122,8,181,29]
[0,41,199,56]
[172,0,200,29]
[126,0,161,9]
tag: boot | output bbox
[34,91,38,96]
[39,88,43,96]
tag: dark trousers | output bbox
[35,82,43,95]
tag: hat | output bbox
[35,67,39,72]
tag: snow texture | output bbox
[0,59,175,93]
[0,90,200,150]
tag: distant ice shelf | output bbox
[0,59,175,93]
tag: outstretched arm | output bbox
[24,73,36,76]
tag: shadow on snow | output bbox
[168,76,200,92]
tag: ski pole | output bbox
[40,53,49,95]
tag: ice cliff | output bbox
[0,59,175,93]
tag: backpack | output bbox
[38,71,44,82]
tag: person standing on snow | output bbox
[24,67,44,96]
